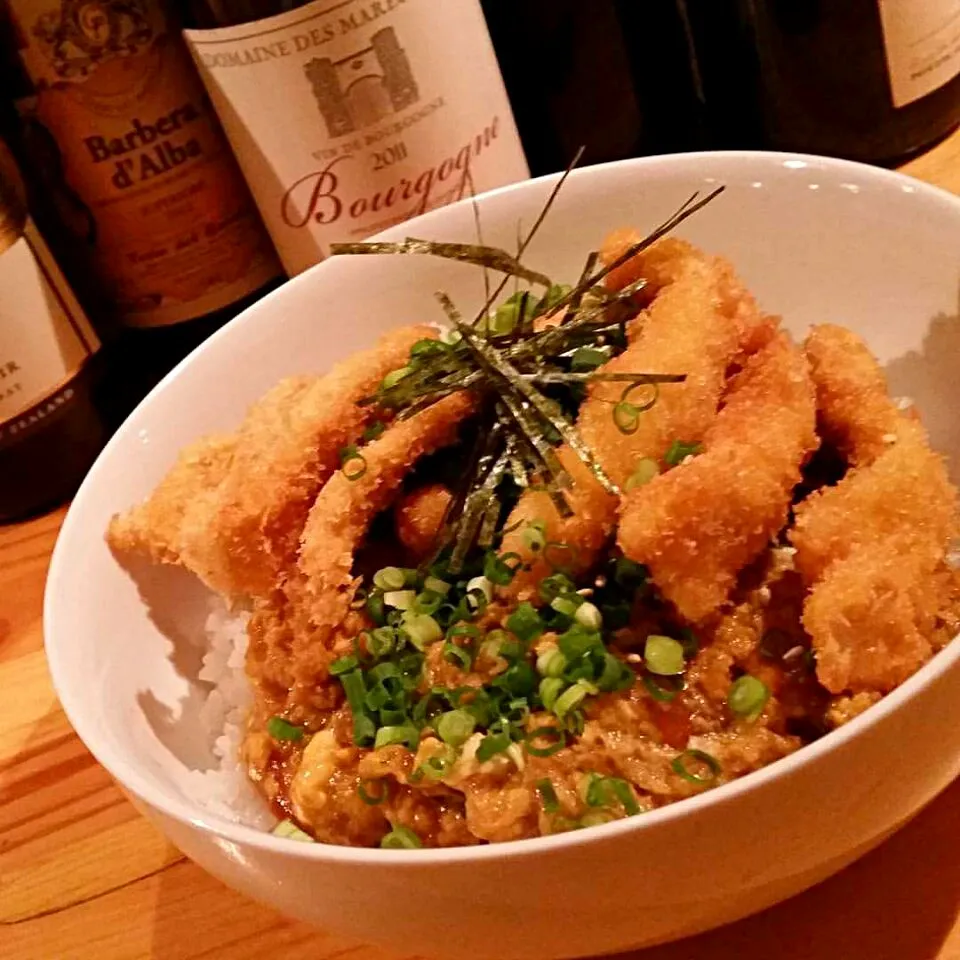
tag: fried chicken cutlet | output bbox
[792,327,958,693]
[617,333,818,622]
[108,325,434,599]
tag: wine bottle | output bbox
[0,137,107,521]
[683,0,960,163]
[0,0,283,401]
[179,0,530,275]
[480,0,706,177]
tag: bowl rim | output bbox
[44,148,960,865]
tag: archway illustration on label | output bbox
[304,27,420,138]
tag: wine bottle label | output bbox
[6,0,282,327]
[0,143,99,448]
[878,0,960,107]
[183,0,530,275]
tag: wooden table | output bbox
[5,135,960,960]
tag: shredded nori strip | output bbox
[334,157,724,566]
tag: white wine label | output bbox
[878,0,960,107]
[0,176,99,436]
[184,0,530,275]
[7,0,281,327]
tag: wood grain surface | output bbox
[4,132,960,960]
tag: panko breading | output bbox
[107,435,237,564]
[803,540,943,693]
[394,483,453,559]
[617,334,818,622]
[497,447,617,601]
[109,325,435,600]
[791,417,957,693]
[245,393,475,714]
[578,261,746,488]
[500,239,775,603]
[600,233,705,299]
[791,418,956,584]
[297,392,475,632]
[804,324,902,465]
[181,324,436,599]
[600,231,777,358]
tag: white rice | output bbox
[181,601,275,829]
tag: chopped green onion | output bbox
[413,589,444,616]
[536,647,568,678]
[357,778,389,805]
[539,676,565,710]
[536,778,560,813]
[595,652,634,692]
[506,602,544,644]
[644,635,686,676]
[339,445,367,480]
[381,366,413,390]
[448,623,483,642]
[329,654,359,676]
[664,439,702,467]
[583,774,641,816]
[380,825,422,849]
[550,595,581,617]
[672,749,721,785]
[625,457,660,490]
[442,641,473,671]
[476,732,512,762]
[339,667,366,709]
[374,725,419,750]
[466,575,493,603]
[553,680,592,718]
[272,819,315,842]
[384,589,416,610]
[367,626,396,658]
[564,708,586,736]
[574,601,602,631]
[496,661,538,697]
[727,675,770,721]
[403,613,443,650]
[424,575,452,596]
[491,290,533,334]
[570,346,608,372]
[361,420,386,443]
[583,773,607,807]
[525,725,565,757]
[537,283,572,314]
[353,712,376,746]
[365,591,386,626]
[266,716,304,742]
[436,709,476,746]
[608,777,641,816]
[613,401,640,434]
[415,744,456,780]
[374,566,407,591]
[484,551,521,586]
[643,674,683,702]
[679,627,699,658]
[410,337,448,360]
[557,625,602,660]
[539,572,575,603]
[522,519,547,552]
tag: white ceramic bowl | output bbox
[45,152,960,960]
